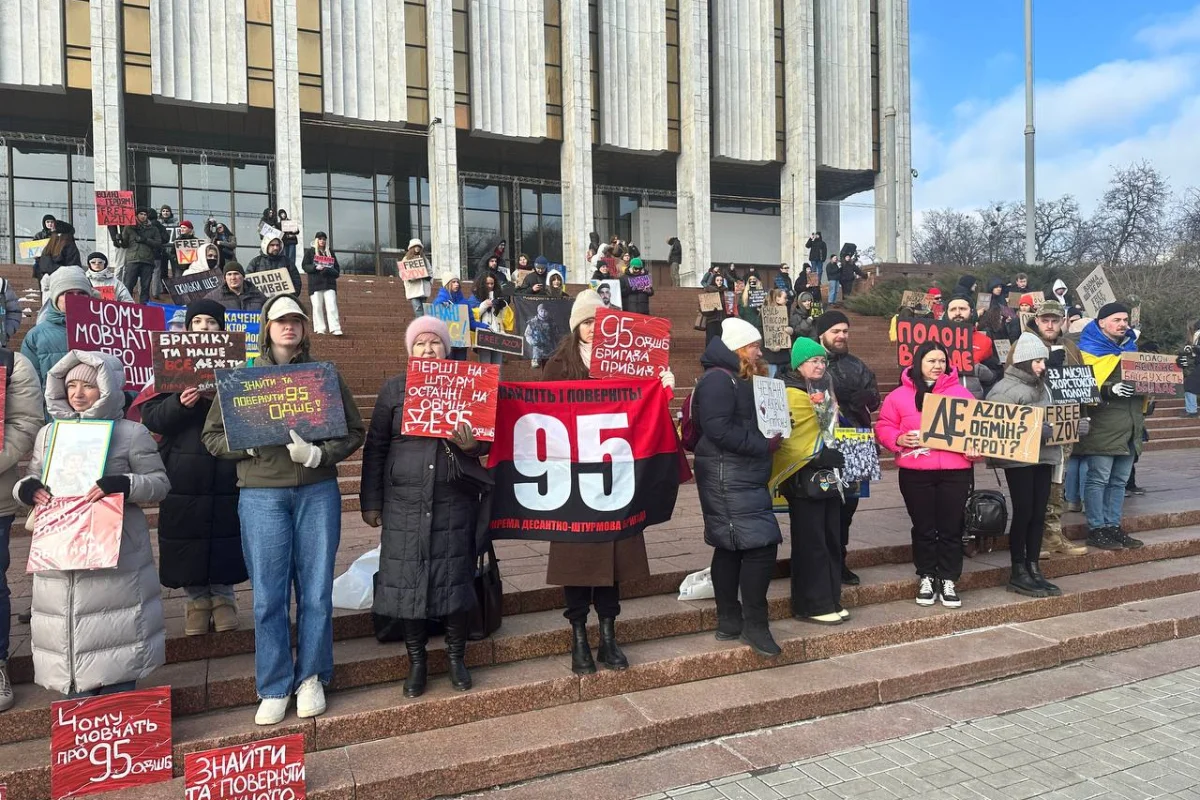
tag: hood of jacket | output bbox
[45,351,127,421]
[700,335,743,374]
[261,236,284,255]
[899,364,962,395]
[1052,279,1070,298]
[85,251,117,283]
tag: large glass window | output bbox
[463,180,504,271]
[1,142,96,262]
[519,186,563,263]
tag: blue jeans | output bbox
[239,480,342,699]
[766,364,779,379]
[410,298,425,317]
[810,260,824,283]
[1084,453,1135,530]
[827,278,840,304]
[1187,392,1198,415]
[0,515,11,660]
[1064,455,1087,505]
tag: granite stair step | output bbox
[6,586,1200,800]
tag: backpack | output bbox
[679,367,736,452]
[963,488,1008,553]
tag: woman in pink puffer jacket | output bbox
[876,340,980,610]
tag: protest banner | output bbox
[224,310,260,358]
[976,292,992,314]
[590,308,672,380]
[28,495,124,573]
[900,290,935,313]
[806,271,820,288]
[19,238,49,260]
[722,291,737,317]
[488,379,683,543]
[1008,290,1045,308]
[427,302,472,348]
[895,318,975,375]
[1120,352,1185,397]
[761,303,791,352]
[94,190,136,226]
[920,395,1043,464]
[698,293,722,313]
[1046,365,1100,404]
[994,339,1011,363]
[281,220,301,234]
[66,295,165,391]
[43,420,114,498]
[185,734,306,800]
[590,278,623,310]
[154,331,247,392]
[627,274,652,293]
[1044,404,1083,445]
[1076,265,1116,317]
[165,269,222,305]
[215,362,347,451]
[398,256,429,281]
[259,222,284,241]
[401,358,500,441]
[51,686,173,799]
[174,238,204,267]
[514,296,571,362]
[833,428,882,482]
[313,255,335,272]
[0,367,6,447]
[95,286,117,302]
[474,329,524,356]
[752,376,791,438]
[747,289,767,308]
[245,267,295,297]
[1018,311,1036,331]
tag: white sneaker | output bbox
[255,696,289,726]
[0,660,13,712]
[296,676,326,718]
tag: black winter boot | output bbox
[1085,526,1122,551]
[402,619,429,698]
[1026,561,1061,597]
[1006,563,1047,598]
[443,614,472,691]
[1109,526,1144,549]
[596,617,629,670]
[570,621,596,675]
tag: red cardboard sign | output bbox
[66,295,165,391]
[895,318,975,376]
[28,495,124,573]
[184,734,306,800]
[401,358,500,441]
[590,308,672,380]
[94,191,137,226]
[51,686,173,799]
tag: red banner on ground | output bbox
[51,687,173,799]
[94,191,136,226]
[487,379,683,543]
[184,733,306,800]
[66,295,165,391]
[590,308,671,380]
[895,318,975,375]
[401,358,500,441]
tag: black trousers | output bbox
[898,468,971,581]
[1004,465,1053,563]
[787,495,842,617]
[710,544,777,630]
[840,494,860,562]
[123,260,155,304]
[562,584,620,623]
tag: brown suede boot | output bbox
[184,598,212,636]
[1039,529,1087,558]
[210,596,240,633]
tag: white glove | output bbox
[1110,381,1135,398]
[287,430,322,468]
[659,369,676,391]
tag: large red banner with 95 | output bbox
[487,379,683,543]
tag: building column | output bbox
[559,0,593,283]
[895,0,913,262]
[426,0,462,276]
[875,0,912,262]
[0,0,64,88]
[91,0,126,264]
[675,0,710,287]
[780,0,816,267]
[273,0,303,253]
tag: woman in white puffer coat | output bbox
[14,350,170,697]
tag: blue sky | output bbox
[844,0,1200,251]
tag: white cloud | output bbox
[1135,5,1200,51]
[840,12,1200,257]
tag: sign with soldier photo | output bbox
[513,296,572,363]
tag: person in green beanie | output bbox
[771,336,848,626]
[621,257,654,315]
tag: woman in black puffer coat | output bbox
[360,316,493,699]
[692,318,783,658]
[140,300,247,637]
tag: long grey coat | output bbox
[984,362,1063,469]
[15,351,171,695]
[360,374,491,621]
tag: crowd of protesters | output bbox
[0,219,1191,731]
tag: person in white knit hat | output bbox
[541,289,676,676]
[401,238,431,317]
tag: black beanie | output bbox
[85,251,108,266]
[1097,302,1130,320]
[185,299,228,330]
[815,310,850,337]
[224,261,245,275]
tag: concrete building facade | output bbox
[0,0,912,282]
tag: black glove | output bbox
[1041,423,1054,442]
[1047,349,1066,368]
[95,475,132,497]
[767,434,783,453]
[18,478,47,506]
[813,447,845,469]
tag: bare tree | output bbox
[977,201,1025,265]
[1172,187,1200,268]
[1033,195,1084,267]
[913,208,986,266]
[1091,161,1170,267]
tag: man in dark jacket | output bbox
[206,262,267,312]
[117,207,165,304]
[666,236,683,286]
[519,256,550,295]
[806,232,827,278]
[33,215,56,241]
[816,310,880,585]
[247,236,302,294]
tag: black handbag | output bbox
[467,543,503,640]
[963,470,1008,553]
[788,464,841,499]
